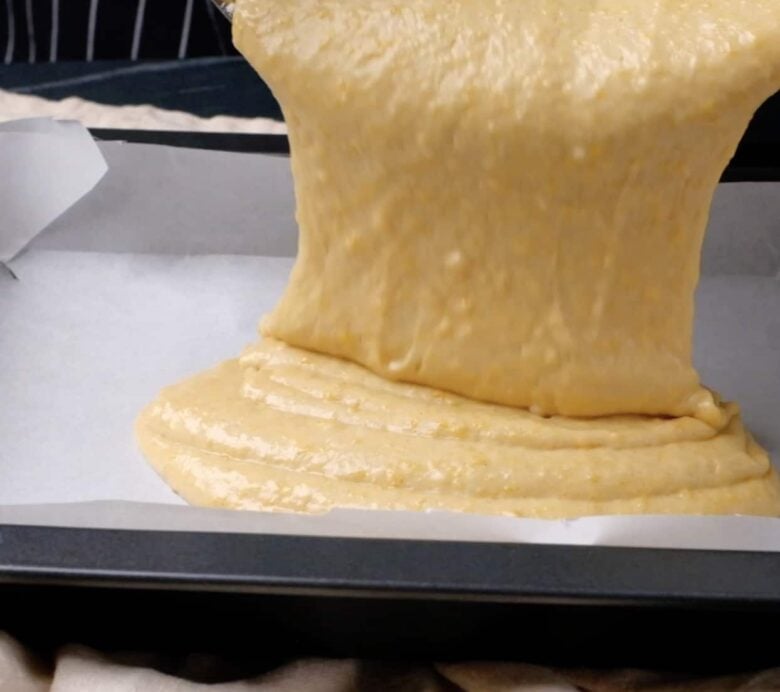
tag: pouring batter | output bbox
[137,0,780,517]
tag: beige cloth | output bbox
[3,633,780,692]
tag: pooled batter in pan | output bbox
[137,0,780,517]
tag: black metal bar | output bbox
[2,525,780,607]
[89,128,290,155]
[88,129,780,182]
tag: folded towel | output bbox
[4,632,780,692]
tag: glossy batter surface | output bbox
[137,0,780,517]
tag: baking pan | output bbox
[1,127,779,671]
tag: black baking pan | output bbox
[2,125,780,673]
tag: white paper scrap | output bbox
[0,118,107,263]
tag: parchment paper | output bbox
[1,122,779,550]
[0,118,106,263]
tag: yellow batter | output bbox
[137,0,780,517]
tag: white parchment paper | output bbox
[0,119,107,263]
[1,122,779,550]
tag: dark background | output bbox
[0,0,283,121]
[0,0,236,61]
